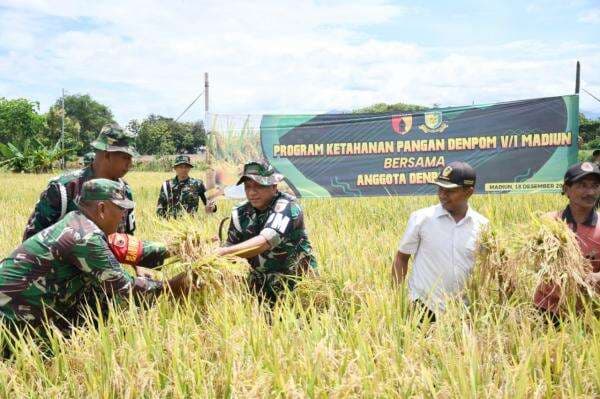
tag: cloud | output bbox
[0,0,598,125]
[579,7,600,23]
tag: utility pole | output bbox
[61,88,65,169]
[204,72,211,165]
[204,72,209,124]
[575,61,580,94]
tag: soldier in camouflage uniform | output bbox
[22,124,142,274]
[0,179,195,336]
[82,151,95,166]
[215,161,317,304]
[156,155,217,218]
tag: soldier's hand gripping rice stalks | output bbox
[158,218,249,294]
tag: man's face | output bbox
[105,152,132,179]
[174,164,191,180]
[100,201,127,234]
[437,186,473,213]
[564,175,600,209]
[244,179,277,210]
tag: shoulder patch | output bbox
[51,168,83,184]
[273,199,289,213]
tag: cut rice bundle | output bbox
[472,214,595,311]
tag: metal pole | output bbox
[575,61,580,94]
[61,88,65,168]
[204,72,210,165]
[204,72,209,123]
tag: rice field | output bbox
[0,171,599,398]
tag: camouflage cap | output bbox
[83,151,95,166]
[173,154,193,167]
[236,160,284,186]
[90,123,139,157]
[79,178,135,209]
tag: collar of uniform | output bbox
[83,165,95,180]
[434,203,473,223]
[173,176,190,184]
[562,205,598,227]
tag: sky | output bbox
[0,0,599,125]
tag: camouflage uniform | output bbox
[82,151,95,166]
[156,155,215,218]
[225,161,317,303]
[23,167,136,240]
[156,177,211,218]
[22,123,138,241]
[0,180,167,330]
[156,155,212,218]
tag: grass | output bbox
[0,171,599,397]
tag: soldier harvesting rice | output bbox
[21,123,159,276]
[215,161,317,305]
[156,155,217,218]
[0,179,198,338]
[533,162,600,322]
[23,123,137,241]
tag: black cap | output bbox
[564,161,600,184]
[433,161,476,188]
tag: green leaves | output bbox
[134,115,206,155]
[0,139,77,173]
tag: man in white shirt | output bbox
[391,161,489,320]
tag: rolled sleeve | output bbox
[260,227,282,248]
[398,211,423,255]
[73,234,162,297]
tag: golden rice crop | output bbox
[1,172,600,397]
[471,213,596,313]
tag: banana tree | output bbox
[0,138,77,173]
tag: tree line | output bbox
[0,94,207,157]
[0,94,597,173]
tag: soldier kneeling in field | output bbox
[215,161,317,305]
[156,155,217,218]
[0,179,198,344]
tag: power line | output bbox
[175,90,205,122]
[582,88,600,104]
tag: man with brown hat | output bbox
[156,154,216,218]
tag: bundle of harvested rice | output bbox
[159,218,216,263]
[516,214,595,310]
[471,214,596,311]
[471,227,517,303]
[157,217,249,295]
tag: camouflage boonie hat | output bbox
[79,178,135,209]
[83,151,95,166]
[91,123,139,157]
[173,154,193,167]
[236,160,284,186]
